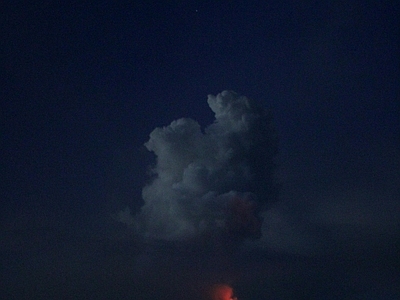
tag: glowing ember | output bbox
[209,284,237,300]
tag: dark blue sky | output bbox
[1,1,399,299]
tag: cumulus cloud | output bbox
[116,91,279,241]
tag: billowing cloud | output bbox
[116,91,279,241]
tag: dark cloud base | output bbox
[1,228,399,300]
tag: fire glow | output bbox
[209,284,237,300]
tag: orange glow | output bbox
[209,284,237,300]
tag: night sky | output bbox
[1,1,399,299]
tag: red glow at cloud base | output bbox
[226,195,262,239]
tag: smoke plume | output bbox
[117,91,279,241]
